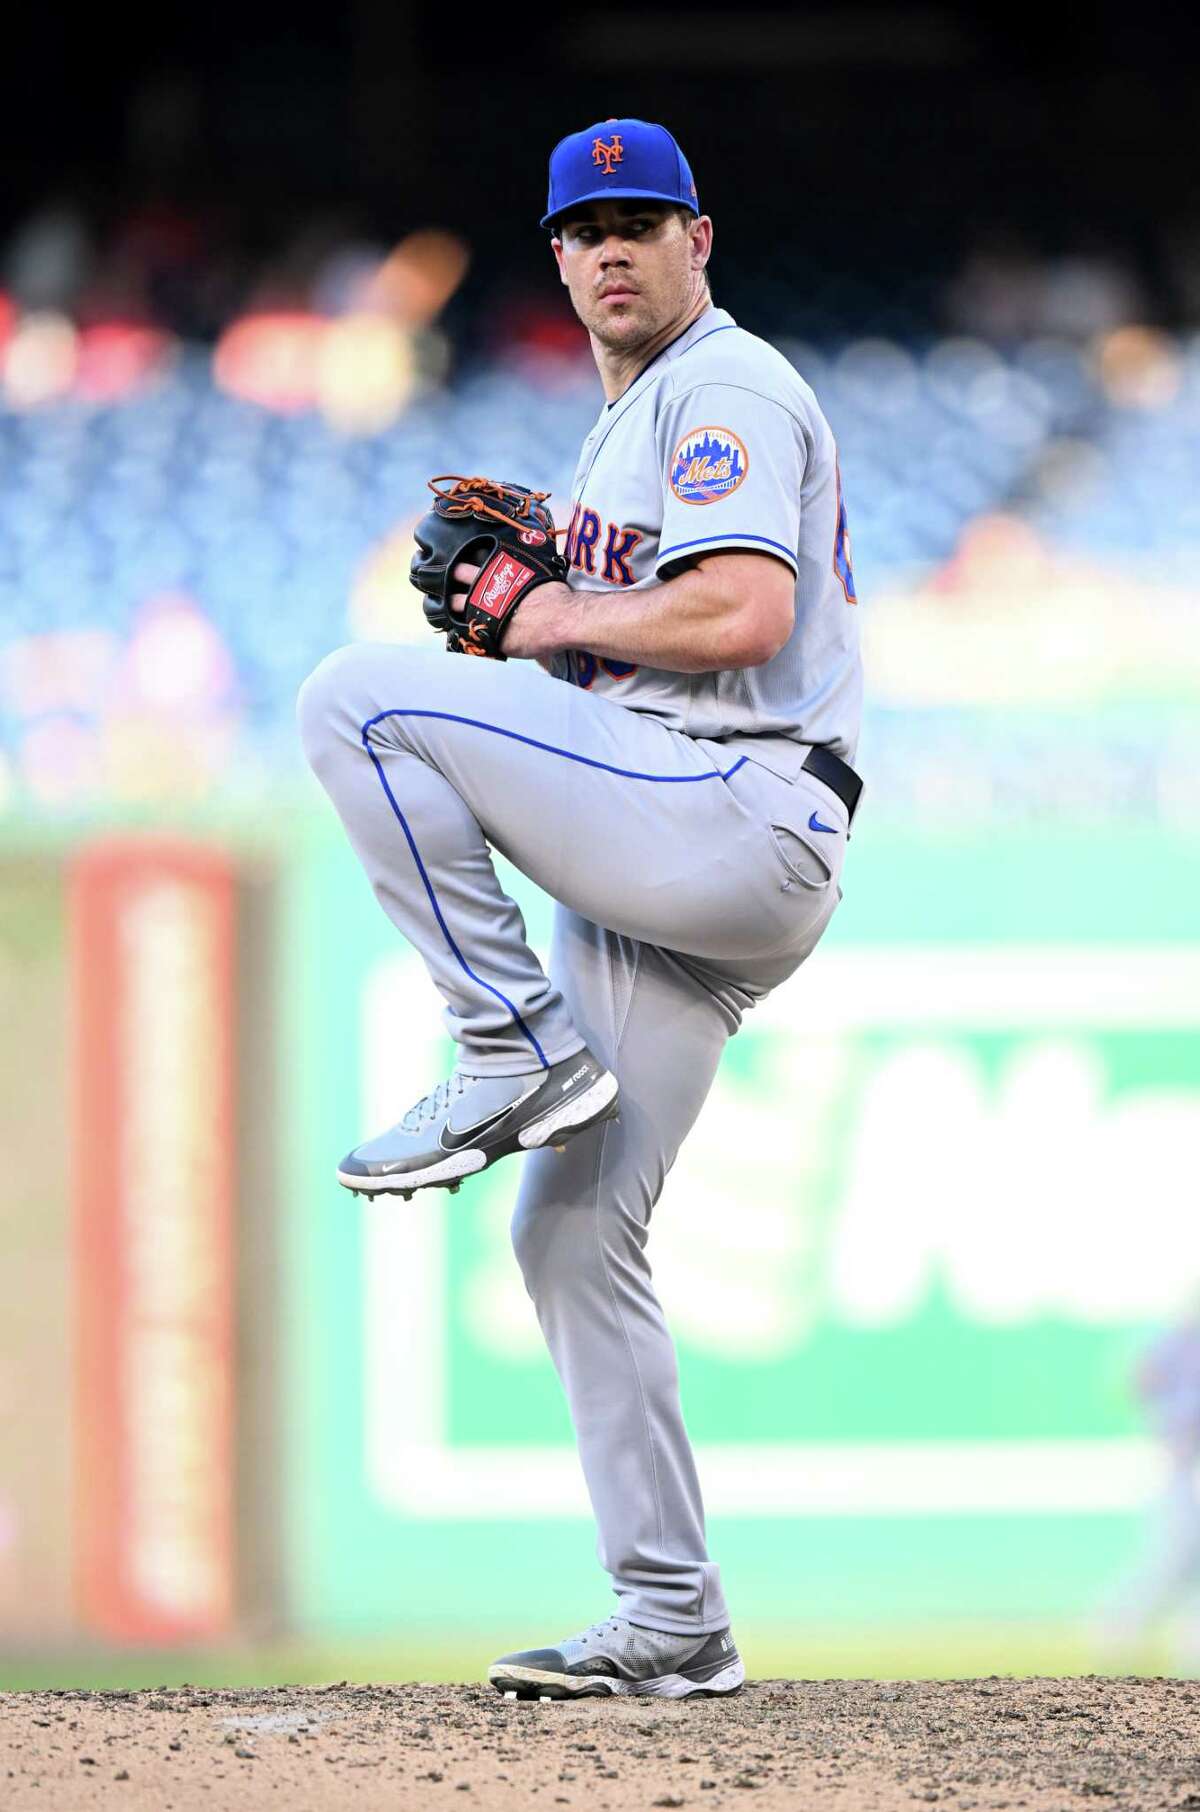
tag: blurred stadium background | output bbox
[2,2,1199,1687]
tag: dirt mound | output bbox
[2,1676,1197,1810]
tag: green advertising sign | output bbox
[279,824,1200,1634]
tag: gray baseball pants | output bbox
[298,642,847,1634]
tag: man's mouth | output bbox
[598,287,639,302]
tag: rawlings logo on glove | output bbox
[474,550,536,617]
[409,475,568,660]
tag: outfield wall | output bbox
[1,820,1197,1650]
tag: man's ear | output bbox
[690,215,713,276]
[551,237,567,285]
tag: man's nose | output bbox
[599,238,631,266]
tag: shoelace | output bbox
[400,1071,469,1133]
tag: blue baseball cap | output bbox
[541,118,699,230]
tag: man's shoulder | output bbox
[662,319,820,420]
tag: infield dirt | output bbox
[3,1676,1198,1810]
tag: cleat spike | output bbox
[538,1693,553,1701]
[554,1145,566,1153]
[503,1690,518,1700]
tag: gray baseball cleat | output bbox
[488,1616,745,1700]
[337,1044,619,1199]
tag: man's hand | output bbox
[448,561,573,660]
[446,561,480,617]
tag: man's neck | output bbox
[591,290,712,404]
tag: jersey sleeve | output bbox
[654,381,804,579]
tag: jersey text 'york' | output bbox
[565,505,643,585]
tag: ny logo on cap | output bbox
[591,135,623,176]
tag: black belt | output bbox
[802,745,863,826]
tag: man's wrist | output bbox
[503,580,574,660]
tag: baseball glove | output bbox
[410,475,568,659]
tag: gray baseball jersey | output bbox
[553,304,862,774]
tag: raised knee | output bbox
[296,644,368,764]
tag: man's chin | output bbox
[589,309,655,351]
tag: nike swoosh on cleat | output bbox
[807,810,837,834]
[454,1079,542,1133]
[438,1089,539,1153]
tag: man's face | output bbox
[552,201,710,350]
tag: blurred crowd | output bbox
[0,75,1198,826]
[0,314,1195,825]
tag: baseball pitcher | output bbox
[298,117,862,1700]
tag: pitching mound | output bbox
[2,1676,1196,1810]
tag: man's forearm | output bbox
[504,573,763,673]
